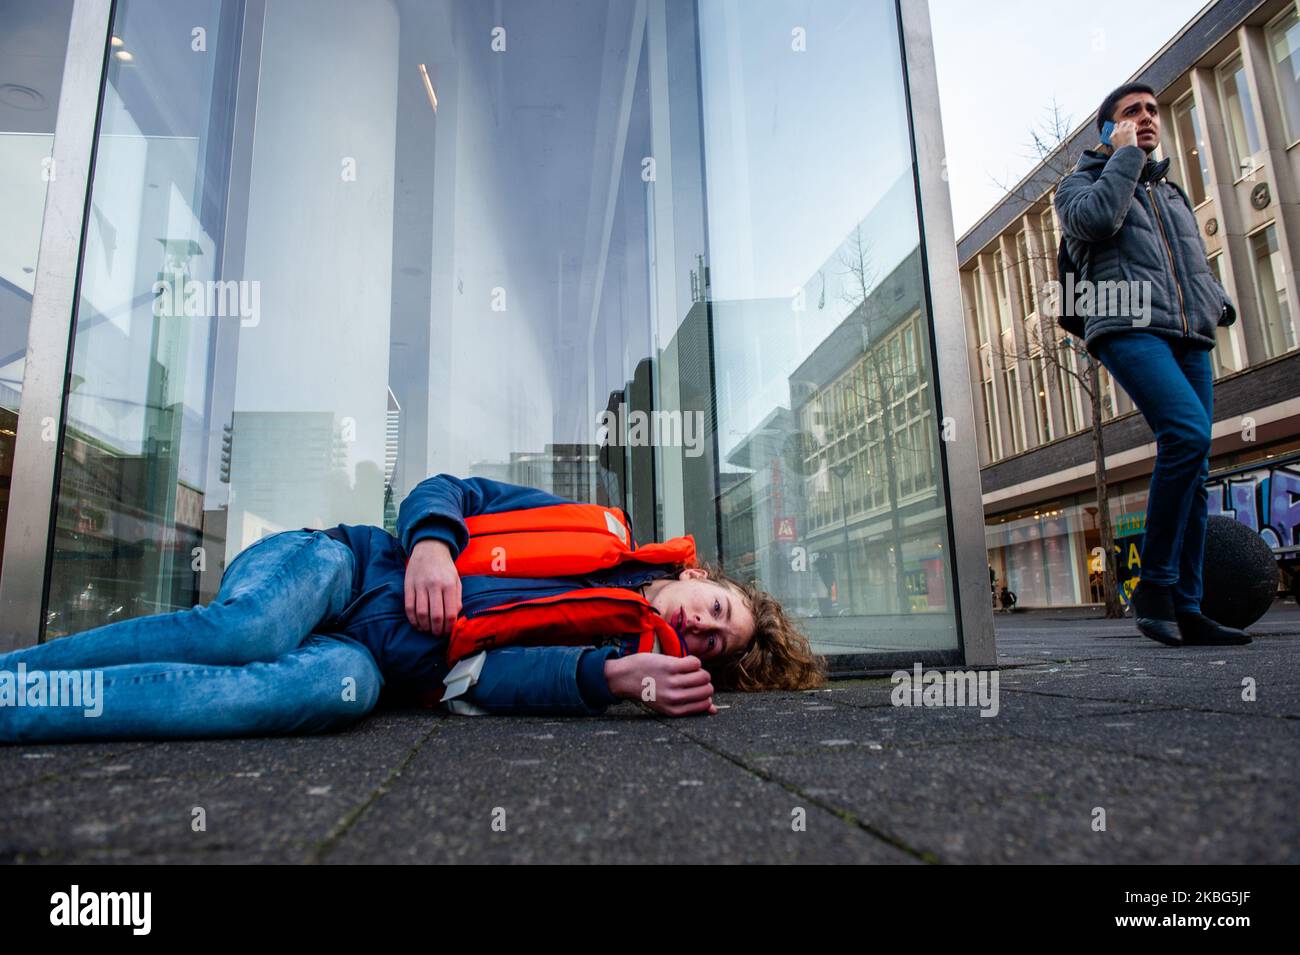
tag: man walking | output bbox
[1054,82,1250,647]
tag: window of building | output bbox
[1173,93,1210,205]
[1099,365,1118,421]
[1039,207,1057,258]
[1016,231,1036,317]
[1029,348,1053,445]
[1268,5,1300,145]
[971,268,992,346]
[1056,341,1082,435]
[993,249,1012,332]
[1002,360,1026,455]
[979,344,1000,461]
[1249,223,1297,357]
[1208,254,1243,376]
[1218,54,1263,179]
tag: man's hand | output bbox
[1110,118,1138,151]
[605,653,718,717]
[404,539,462,636]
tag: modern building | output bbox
[958,0,1300,608]
[1,0,994,673]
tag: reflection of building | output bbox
[384,388,400,533]
[724,407,810,608]
[791,249,948,617]
[468,445,601,505]
[960,0,1300,607]
[223,411,359,556]
[3,0,989,672]
[42,423,205,638]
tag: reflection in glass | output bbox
[0,0,74,582]
[47,0,959,657]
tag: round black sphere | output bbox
[1199,515,1279,629]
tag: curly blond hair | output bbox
[681,561,827,692]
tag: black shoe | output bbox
[1130,582,1181,646]
[1176,611,1252,646]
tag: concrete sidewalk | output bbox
[3,605,1297,864]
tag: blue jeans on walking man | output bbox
[0,530,382,743]
[1094,332,1213,613]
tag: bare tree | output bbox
[988,100,1126,618]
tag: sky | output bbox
[930,0,1212,237]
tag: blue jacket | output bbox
[312,474,674,716]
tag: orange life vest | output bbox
[444,502,698,665]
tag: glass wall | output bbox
[38,0,961,657]
[0,0,75,583]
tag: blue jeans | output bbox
[1094,332,1213,613]
[0,530,382,743]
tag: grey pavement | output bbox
[3,604,1298,864]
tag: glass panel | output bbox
[1268,6,1300,144]
[0,0,75,582]
[1174,95,1209,205]
[46,0,961,658]
[1250,224,1297,358]
[1219,56,1262,178]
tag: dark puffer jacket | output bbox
[1054,143,1236,354]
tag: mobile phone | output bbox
[1100,120,1115,146]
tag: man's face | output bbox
[648,569,756,663]
[1111,92,1160,153]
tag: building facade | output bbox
[958,0,1300,608]
[0,0,995,670]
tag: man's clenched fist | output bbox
[404,539,462,636]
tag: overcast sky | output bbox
[930,0,1212,237]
